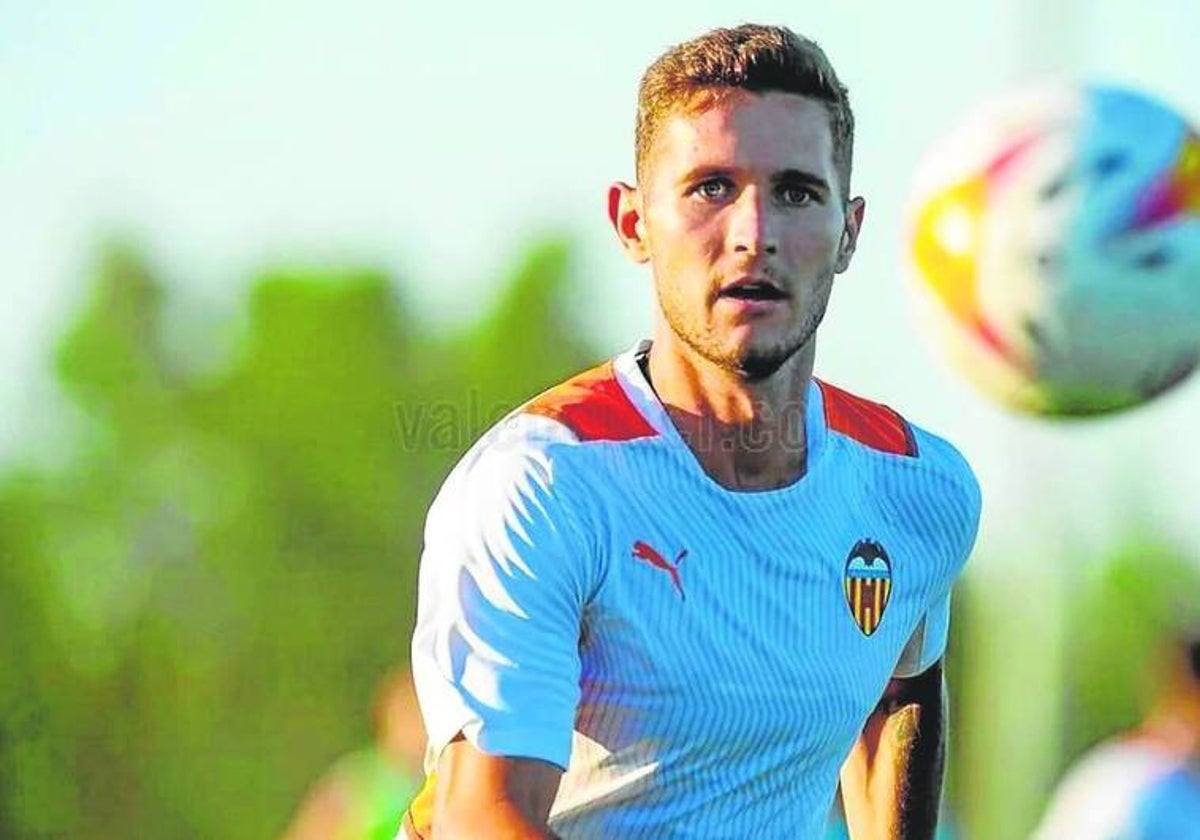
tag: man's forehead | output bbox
[648,90,836,178]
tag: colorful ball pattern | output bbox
[907,83,1200,416]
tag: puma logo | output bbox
[631,540,687,600]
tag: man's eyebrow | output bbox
[773,169,832,193]
[675,165,734,185]
[673,166,833,193]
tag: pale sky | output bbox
[4,0,1200,560]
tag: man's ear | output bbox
[608,182,650,264]
[834,196,866,274]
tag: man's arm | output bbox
[409,423,596,839]
[840,659,946,840]
[433,735,563,840]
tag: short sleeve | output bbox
[912,427,983,572]
[893,428,982,679]
[410,420,596,771]
[893,593,951,678]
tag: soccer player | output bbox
[402,24,981,839]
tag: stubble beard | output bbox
[658,276,834,383]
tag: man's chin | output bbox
[708,341,790,381]
[734,351,790,382]
[666,318,810,382]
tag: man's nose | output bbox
[727,187,778,256]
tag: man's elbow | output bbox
[429,736,563,839]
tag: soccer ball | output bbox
[907,83,1200,416]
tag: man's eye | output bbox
[779,185,817,205]
[694,179,731,200]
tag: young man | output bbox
[402,24,981,840]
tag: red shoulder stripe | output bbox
[524,361,658,442]
[817,379,917,457]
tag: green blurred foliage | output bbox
[2,237,1197,840]
[0,239,594,839]
[949,537,1200,840]
[1060,540,1200,757]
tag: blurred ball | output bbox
[907,82,1200,416]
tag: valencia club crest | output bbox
[844,539,892,636]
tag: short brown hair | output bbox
[635,24,855,198]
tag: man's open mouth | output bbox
[720,281,788,301]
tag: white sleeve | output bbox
[892,429,981,678]
[893,593,951,678]
[410,423,595,771]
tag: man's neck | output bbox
[644,334,814,492]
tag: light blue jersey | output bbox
[407,342,981,839]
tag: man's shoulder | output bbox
[520,359,659,444]
[816,378,919,458]
[462,360,658,466]
[816,378,979,505]
[436,360,658,509]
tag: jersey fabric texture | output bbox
[404,341,981,839]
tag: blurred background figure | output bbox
[279,668,425,840]
[1033,625,1200,840]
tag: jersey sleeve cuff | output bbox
[465,722,572,771]
[424,706,573,772]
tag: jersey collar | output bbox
[611,340,829,488]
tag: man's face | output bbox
[635,90,862,380]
